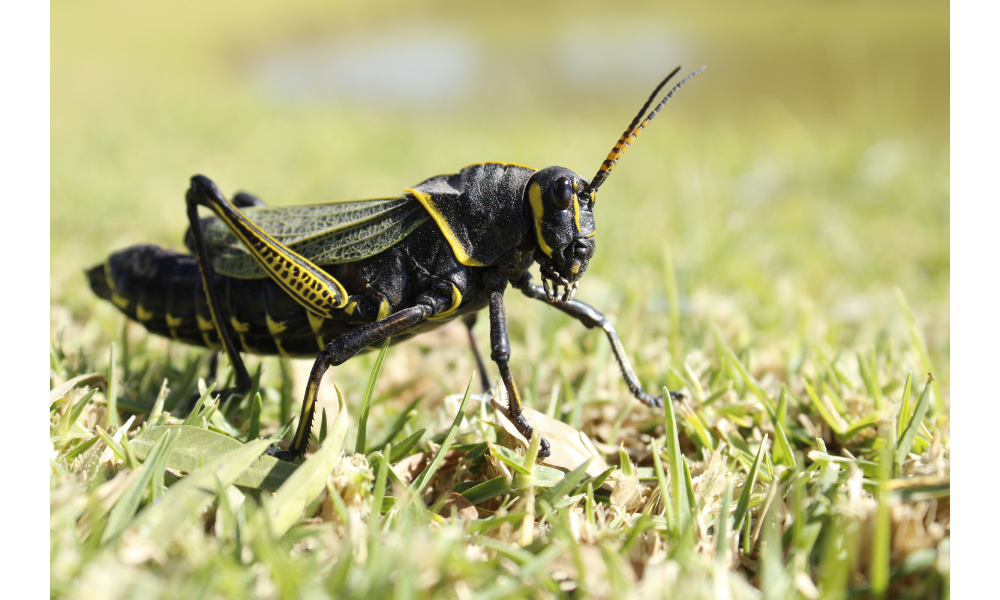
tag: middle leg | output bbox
[485,271,551,458]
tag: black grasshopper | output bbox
[88,66,705,460]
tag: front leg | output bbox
[517,276,682,408]
[485,271,551,459]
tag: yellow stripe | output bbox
[377,297,391,320]
[111,293,130,311]
[572,194,581,233]
[307,311,326,350]
[459,161,535,172]
[345,301,357,316]
[265,314,287,334]
[527,183,554,257]
[230,316,251,333]
[196,315,216,332]
[427,285,462,321]
[213,205,348,314]
[293,383,318,449]
[136,304,154,322]
[165,313,183,328]
[406,188,485,267]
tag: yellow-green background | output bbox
[52,0,949,388]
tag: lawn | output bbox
[51,1,949,598]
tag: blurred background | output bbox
[51,0,949,395]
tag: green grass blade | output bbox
[366,395,422,452]
[716,481,733,563]
[148,379,168,425]
[101,429,178,543]
[182,381,216,426]
[129,438,271,542]
[683,455,696,513]
[386,427,426,464]
[370,444,391,528]
[733,434,768,533]
[488,442,532,477]
[841,414,879,439]
[318,406,328,444]
[246,392,262,441]
[461,476,514,505]
[651,438,675,531]
[859,350,884,410]
[542,459,591,503]
[802,379,847,435]
[663,387,692,531]
[49,372,103,406]
[895,288,943,414]
[896,374,934,466]
[131,424,297,490]
[268,384,349,535]
[576,466,616,495]
[357,338,391,454]
[65,435,100,462]
[412,373,474,496]
[95,426,126,462]
[871,423,893,599]
[56,387,97,438]
[278,357,293,425]
[720,344,773,411]
[106,343,119,430]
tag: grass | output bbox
[51,1,948,598]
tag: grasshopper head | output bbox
[524,66,705,302]
[526,166,596,302]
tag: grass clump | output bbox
[50,286,949,598]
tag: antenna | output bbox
[583,65,707,202]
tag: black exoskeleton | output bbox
[88,66,705,460]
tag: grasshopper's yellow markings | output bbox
[230,317,251,333]
[136,304,154,322]
[585,230,596,238]
[345,301,358,316]
[111,293,130,311]
[376,297,391,320]
[459,161,535,172]
[572,194,581,233]
[292,381,319,449]
[527,183,554,257]
[428,285,462,321]
[229,316,253,353]
[265,315,292,357]
[265,314,287,335]
[406,188,486,267]
[196,315,216,332]
[570,263,580,276]
[208,199,348,315]
[307,311,326,350]
[196,314,221,351]
[165,313,183,339]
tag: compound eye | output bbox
[552,176,574,209]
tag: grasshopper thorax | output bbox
[525,166,596,302]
